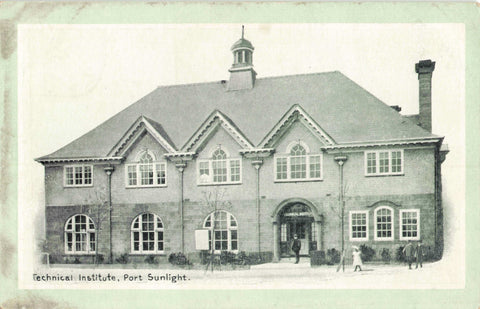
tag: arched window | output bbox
[374,206,394,241]
[275,142,322,181]
[126,150,167,187]
[203,210,238,252]
[65,214,96,254]
[212,149,227,183]
[131,213,164,254]
[198,147,241,185]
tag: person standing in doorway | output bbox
[352,246,363,272]
[402,240,415,269]
[415,239,424,269]
[292,234,301,264]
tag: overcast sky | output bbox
[18,24,465,287]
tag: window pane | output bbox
[84,166,92,185]
[309,155,321,178]
[230,160,240,182]
[379,152,389,173]
[351,213,367,239]
[74,166,83,185]
[391,151,402,173]
[156,163,166,185]
[376,208,392,238]
[212,160,227,182]
[276,158,288,180]
[367,153,377,174]
[128,165,137,186]
[140,164,154,185]
[290,156,306,179]
[66,167,74,185]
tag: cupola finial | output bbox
[242,25,244,39]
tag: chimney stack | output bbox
[415,59,435,132]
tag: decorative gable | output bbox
[259,104,335,149]
[182,110,254,153]
[107,116,177,157]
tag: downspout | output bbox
[104,165,114,263]
[334,155,347,272]
[176,163,187,254]
[252,160,263,257]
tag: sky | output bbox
[18,24,465,288]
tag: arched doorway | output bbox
[272,199,323,261]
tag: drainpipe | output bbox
[104,165,114,264]
[252,160,263,257]
[176,163,187,254]
[334,155,347,272]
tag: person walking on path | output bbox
[292,234,301,264]
[402,240,415,269]
[415,240,424,269]
[352,246,363,272]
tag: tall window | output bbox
[400,209,420,240]
[280,223,287,242]
[374,206,394,241]
[64,165,93,187]
[203,210,238,252]
[198,148,242,185]
[131,213,164,254]
[64,214,96,254]
[350,211,368,241]
[310,222,317,242]
[275,142,322,181]
[126,151,167,187]
[365,150,404,176]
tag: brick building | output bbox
[36,31,448,264]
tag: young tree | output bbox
[202,188,232,272]
[83,186,109,265]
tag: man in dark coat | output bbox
[402,240,415,269]
[292,234,301,264]
[415,239,424,269]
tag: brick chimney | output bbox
[415,60,435,132]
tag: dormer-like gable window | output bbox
[198,147,242,185]
[125,150,167,188]
[275,142,323,182]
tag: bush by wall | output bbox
[168,252,191,266]
[360,244,376,262]
[381,248,391,263]
[326,248,341,265]
[116,253,129,264]
[310,250,326,266]
[144,255,158,265]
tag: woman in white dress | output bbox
[352,246,363,272]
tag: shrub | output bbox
[236,251,249,265]
[73,258,81,264]
[168,252,191,266]
[220,251,236,265]
[310,250,326,266]
[95,254,105,264]
[381,248,391,263]
[116,253,129,264]
[144,255,158,265]
[396,246,406,262]
[360,244,376,262]
[48,255,57,265]
[326,248,341,265]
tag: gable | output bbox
[260,104,335,149]
[274,120,326,155]
[107,116,176,157]
[182,110,253,153]
[123,131,168,163]
[195,125,244,159]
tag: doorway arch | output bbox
[272,198,323,261]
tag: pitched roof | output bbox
[38,71,438,160]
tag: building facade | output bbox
[36,32,448,264]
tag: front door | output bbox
[288,221,309,255]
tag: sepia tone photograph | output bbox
[17,23,465,292]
